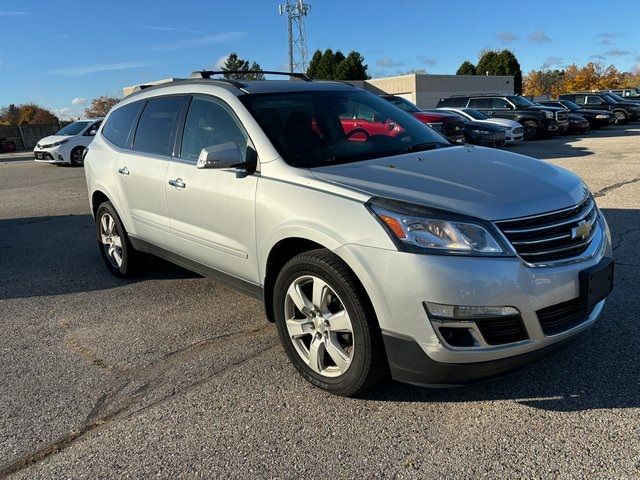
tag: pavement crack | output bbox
[612,227,640,251]
[593,176,640,198]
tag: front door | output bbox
[165,95,259,284]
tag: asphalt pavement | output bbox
[1,126,639,479]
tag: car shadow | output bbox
[363,207,640,412]
[0,214,199,300]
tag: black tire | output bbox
[70,146,85,166]
[273,249,387,396]
[523,120,539,140]
[613,110,627,124]
[96,201,142,277]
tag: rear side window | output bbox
[492,98,511,109]
[468,98,492,108]
[102,102,142,148]
[437,97,467,108]
[585,96,603,106]
[133,96,184,156]
[180,96,248,161]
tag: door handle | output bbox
[118,167,129,176]
[168,178,186,189]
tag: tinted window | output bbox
[84,121,102,136]
[103,102,142,148]
[468,98,492,108]
[586,96,603,105]
[133,96,184,156]
[572,95,585,105]
[180,97,249,161]
[492,98,511,109]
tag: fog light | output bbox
[438,327,476,347]
[58,154,64,160]
[425,302,519,319]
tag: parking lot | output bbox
[1,126,639,478]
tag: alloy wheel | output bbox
[99,213,123,268]
[284,275,354,377]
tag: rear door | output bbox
[467,97,492,115]
[116,95,186,249]
[164,94,259,284]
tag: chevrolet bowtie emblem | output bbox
[571,220,592,241]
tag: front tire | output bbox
[273,249,387,396]
[613,110,627,124]
[523,120,539,140]
[70,146,85,166]
[96,201,142,277]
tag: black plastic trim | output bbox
[382,331,582,386]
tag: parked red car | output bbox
[380,95,465,143]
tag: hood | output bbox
[525,105,562,113]
[415,110,464,125]
[37,135,69,147]
[574,108,610,116]
[478,118,521,129]
[310,146,587,221]
[465,120,503,132]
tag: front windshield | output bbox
[461,108,490,120]
[56,121,91,136]
[383,96,422,113]
[558,101,579,111]
[600,93,618,104]
[508,96,535,107]
[606,92,626,102]
[240,90,451,167]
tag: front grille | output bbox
[556,111,569,122]
[496,197,599,264]
[537,298,595,336]
[475,315,528,345]
[34,152,54,160]
[513,127,524,134]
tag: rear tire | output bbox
[96,201,142,278]
[273,249,387,396]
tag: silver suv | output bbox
[85,72,614,396]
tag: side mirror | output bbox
[196,142,249,170]
[88,129,97,136]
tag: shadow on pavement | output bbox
[0,214,198,300]
[364,207,640,412]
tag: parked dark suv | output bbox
[437,94,568,139]
[537,100,613,129]
[559,93,640,123]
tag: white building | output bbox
[352,73,515,108]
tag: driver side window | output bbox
[180,97,248,162]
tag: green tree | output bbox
[306,50,323,79]
[221,53,264,80]
[84,96,119,118]
[334,51,369,80]
[476,49,523,94]
[456,61,476,75]
[306,49,369,80]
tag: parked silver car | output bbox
[84,72,614,396]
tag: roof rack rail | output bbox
[190,70,312,82]
[449,92,505,97]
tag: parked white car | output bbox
[439,107,524,144]
[34,118,103,166]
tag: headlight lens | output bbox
[595,114,608,119]
[544,110,554,119]
[368,199,510,256]
[42,139,69,148]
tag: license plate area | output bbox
[579,257,614,309]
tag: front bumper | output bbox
[33,146,68,163]
[335,214,612,384]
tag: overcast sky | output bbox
[1,0,638,118]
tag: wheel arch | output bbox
[90,188,131,232]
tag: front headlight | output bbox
[544,110,554,119]
[595,114,608,119]
[368,198,512,256]
[471,129,493,135]
[42,139,69,148]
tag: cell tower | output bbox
[278,0,311,73]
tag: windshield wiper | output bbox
[402,142,449,153]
